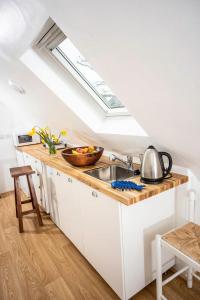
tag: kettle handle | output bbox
[159,152,173,177]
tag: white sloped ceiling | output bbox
[43,0,200,172]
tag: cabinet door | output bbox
[16,152,39,197]
[23,153,32,166]
[46,166,60,227]
[34,160,49,213]
[121,189,175,299]
[55,172,84,254]
[25,156,49,211]
[16,150,28,194]
[26,155,42,206]
[33,171,42,206]
[39,164,50,213]
[81,187,125,299]
[16,150,25,166]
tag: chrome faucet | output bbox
[110,154,134,170]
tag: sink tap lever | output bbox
[110,154,134,170]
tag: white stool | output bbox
[156,222,200,300]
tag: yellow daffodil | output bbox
[28,127,36,136]
[52,134,60,144]
[28,126,66,149]
[60,129,67,136]
[27,131,33,136]
[44,126,50,132]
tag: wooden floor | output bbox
[0,192,199,300]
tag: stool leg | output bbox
[27,174,43,226]
[14,178,18,218]
[26,175,35,210]
[187,267,193,288]
[15,177,23,233]
[156,235,163,300]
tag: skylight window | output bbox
[51,38,125,110]
[36,21,128,114]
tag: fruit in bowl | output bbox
[72,146,96,155]
[62,146,104,167]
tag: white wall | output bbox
[0,58,90,132]
[0,102,16,192]
[0,56,92,192]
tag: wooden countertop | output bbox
[16,144,188,206]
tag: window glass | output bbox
[52,38,125,109]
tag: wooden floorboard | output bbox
[0,192,200,300]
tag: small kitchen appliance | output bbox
[140,145,172,184]
[13,131,40,146]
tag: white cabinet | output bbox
[16,151,37,196]
[55,171,85,254]
[81,187,125,299]
[33,160,49,213]
[24,154,48,211]
[43,166,176,300]
[46,166,60,227]
[17,151,49,212]
[23,152,32,166]
[16,150,25,166]
[54,172,124,298]
[31,160,41,207]
[121,188,175,299]
[16,150,28,194]
[15,150,183,300]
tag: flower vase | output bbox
[48,144,57,156]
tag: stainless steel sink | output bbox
[84,165,135,183]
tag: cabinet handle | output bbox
[68,177,73,183]
[56,172,60,176]
[92,191,98,198]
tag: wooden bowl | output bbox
[61,146,104,167]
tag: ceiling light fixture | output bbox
[0,0,47,60]
[0,1,26,45]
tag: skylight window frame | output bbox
[51,46,112,113]
[49,45,129,116]
[36,21,129,117]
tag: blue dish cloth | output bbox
[111,181,145,191]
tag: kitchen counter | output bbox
[16,144,188,299]
[17,144,188,206]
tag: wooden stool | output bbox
[156,222,200,299]
[10,165,43,233]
